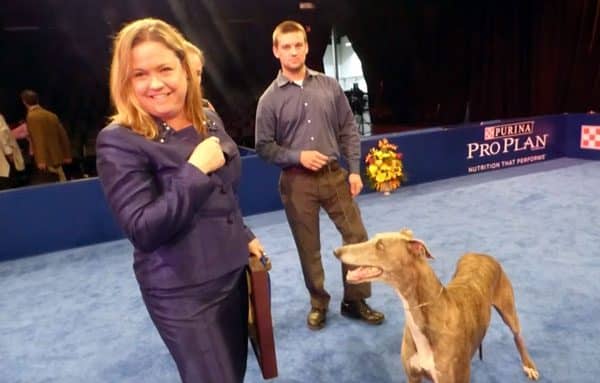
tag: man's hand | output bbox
[37,162,47,171]
[299,150,329,171]
[348,173,363,197]
[248,237,266,259]
[63,158,72,165]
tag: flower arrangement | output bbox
[365,138,404,194]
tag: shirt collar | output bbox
[276,67,319,87]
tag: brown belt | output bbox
[283,160,340,175]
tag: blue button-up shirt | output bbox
[255,68,362,174]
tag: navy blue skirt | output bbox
[141,266,248,383]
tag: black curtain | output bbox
[335,0,600,126]
[1,0,599,141]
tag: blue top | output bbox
[255,68,362,174]
[96,110,252,289]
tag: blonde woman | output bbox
[183,40,216,111]
[96,18,264,383]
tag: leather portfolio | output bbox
[247,255,278,379]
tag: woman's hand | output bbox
[248,237,266,258]
[187,136,225,174]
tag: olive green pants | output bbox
[279,163,370,310]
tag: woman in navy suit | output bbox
[96,18,264,383]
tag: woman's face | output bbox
[130,40,188,125]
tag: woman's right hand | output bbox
[188,136,225,174]
[248,237,266,259]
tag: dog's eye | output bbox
[376,239,385,251]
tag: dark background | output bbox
[1,0,599,153]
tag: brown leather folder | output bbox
[247,255,278,379]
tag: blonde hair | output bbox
[109,18,206,139]
[272,20,307,47]
[184,41,205,66]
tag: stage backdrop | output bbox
[1,113,598,260]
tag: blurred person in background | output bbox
[184,41,216,112]
[0,113,25,189]
[20,89,71,182]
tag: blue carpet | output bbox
[1,157,599,382]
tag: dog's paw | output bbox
[523,365,539,380]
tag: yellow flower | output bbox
[368,164,378,177]
[364,138,404,194]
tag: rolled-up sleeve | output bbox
[96,127,215,252]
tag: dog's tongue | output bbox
[347,266,380,282]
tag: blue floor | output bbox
[1,157,599,382]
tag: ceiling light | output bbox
[299,2,316,10]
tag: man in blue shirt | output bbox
[255,20,384,330]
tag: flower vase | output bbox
[379,181,393,196]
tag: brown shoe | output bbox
[307,307,327,330]
[341,299,385,325]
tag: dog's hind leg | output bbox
[492,269,540,380]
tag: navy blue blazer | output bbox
[96,111,252,290]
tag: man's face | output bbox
[273,31,308,74]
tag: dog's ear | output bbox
[408,239,434,260]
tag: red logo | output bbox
[484,127,495,140]
[580,125,600,150]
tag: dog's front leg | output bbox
[401,329,425,383]
[435,366,470,383]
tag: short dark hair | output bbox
[21,89,39,106]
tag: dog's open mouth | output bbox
[346,266,383,282]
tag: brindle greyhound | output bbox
[333,229,539,383]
